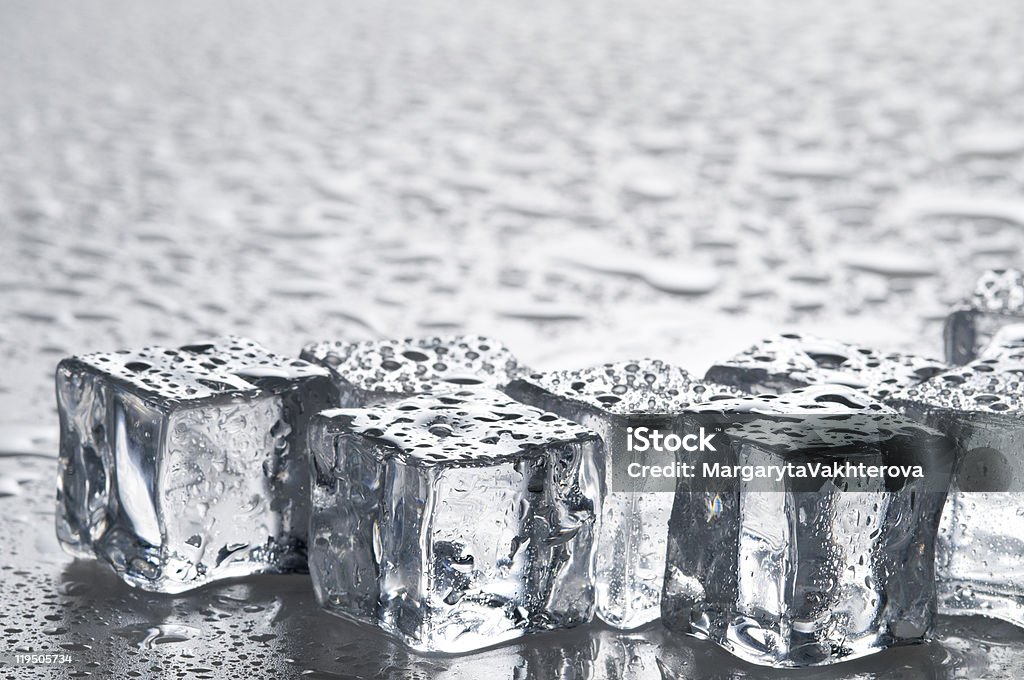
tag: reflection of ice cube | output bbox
[663,385,954,667]
[424,624,698,680]
[300,335,520,406]
[591,627,695,680]
[55,336,337,593]
[505,359,741,629]
[307,389,602,652]
[430,631,597,680]
[704,333,946,401]
[937,616,1024,679]
[945,268,1024,364]
[890,339,1024,626]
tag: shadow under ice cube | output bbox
[945,268,1024,365]
[704,333,946,401]
[307,389,602,652]
[504,359,742,629]
[55,336,337,593]
[662,385,954,667]
[889,337,1024,626]
[300,334,519,406]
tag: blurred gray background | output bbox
[1,1,1023,677]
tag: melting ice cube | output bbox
[505,359,742,629]
[945,268,1024,365]
[890,335,1024,627]
[55,336,337,593]
[307,388,602,652]
[663,385,954,667]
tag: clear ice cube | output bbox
[704,333,946,401]
[890,336,1024,626]
[978,323,1024,360]
[945,268,1024,365]
[662,385,954,667]
[300,334,520,406]
[307,388,602,652]
[504,359,742,629]
[55,336,337,593]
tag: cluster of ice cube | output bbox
[51,269,1024,665]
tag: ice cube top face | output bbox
[504,360,742,630]
[300,335,519,407]
[663,385,954,668]
[55,336,338,594]
[703,333,946,402]
[507,358,741,418]
[889,342,1024,626]
[945,268,1024,365]
[307,389,603,653]
[892,340,1024,422]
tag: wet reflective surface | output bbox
[2,0,1024,676]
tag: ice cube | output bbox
[55,336,337,593]
[889,337,1024,626]
[704,333,946,401]
[662,385,955,667]
[945,268,1024,365]
[307,388,602,652]
[300,335,519,406]
[978,323,1024,360]
[504,359,742,629]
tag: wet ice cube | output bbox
[978,323,1024,360]
[300,334,519,406]
[55,336,337,593]
[504,359,742,629]
[889,338,1024,626]
[704,333,946,401]
[307,389,602,652]
[662,385,954,667]
[945,268,1024,365]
